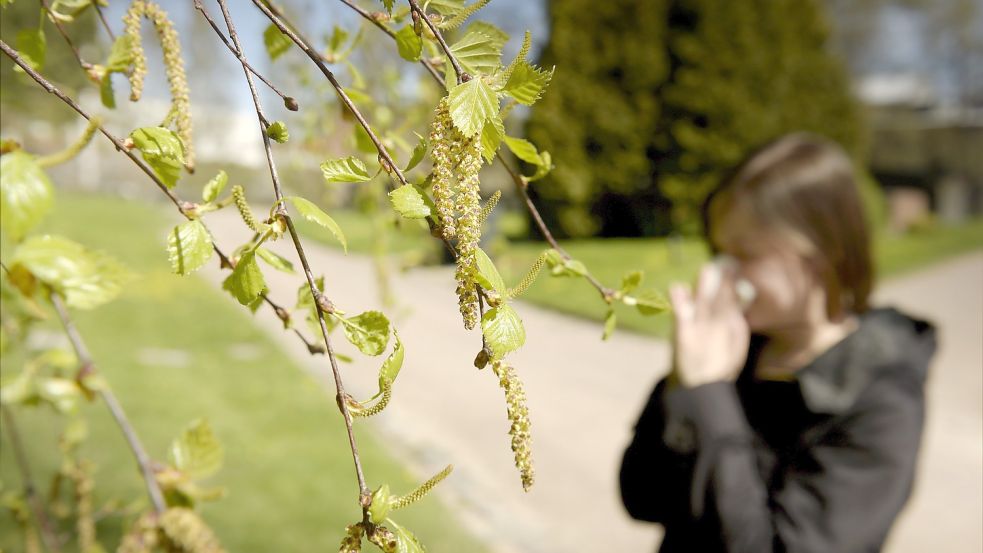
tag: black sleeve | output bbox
[667,364,924,553]
[619,378,699,524]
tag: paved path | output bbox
[201,210,981,552]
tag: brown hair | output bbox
[702,132,873,319]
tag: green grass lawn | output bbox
[0,195,486,552]
[298,207,983,338]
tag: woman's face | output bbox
[709,209,820,333]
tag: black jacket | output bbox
[620,307,937,553]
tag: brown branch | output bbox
[0,39,323,356]
[1,406,64,552]
[335,2,615,301]
[191,0,298,111]
[338,0,443,83]
[407,0,466,84]
[48,292,167,514]
[214,0,370,503]
[92,1,115,41]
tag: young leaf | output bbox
[369,485,392,525]
[448,77,498,138]
[544,249,588,278]
[480,115,504,162]
[387,519,425,553]
[528,150,553,182]
[11,235,131,309]
[99,73,116,108]
[473,248,505,295]
[14,28,46,72]
[37,377,81,413]
[255,247,295,274]
[602,309,617,341]
[167,219,212,276]
[380,0,395,15]
[320,156,372,183]
[129,127,185,188]
[341,311,391,356]
[105,34,137,73]
[222,250,266,306]
[169,419,223,480]
[285,196,347,253]
[502,136,543,166]
[388,184,431,219]
[202,170,228,203]
[266,121,289,144]
[263,24,292,60]
[0,151,53,242]
[631,290,670,316]
[404,132,428,172]
[447,22,506,76]
[481,304,525,358]
[394,25,422,62]
[501,61,553,106]
[379,330,404,386]
[621,271,643,294]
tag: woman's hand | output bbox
[669,261,750,388]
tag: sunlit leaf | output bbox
[448,21,506,76]
[448,77,498,138]
[473,248,505,295]
[341,311,390,356]
[169,419,223,480]
[388,184,431,219]
[0,151,53,242]
[266,120,289,144]
[263,24,292,60]
[255,247,294,274]
[11,235,131,309]
[222,250,266,306]
[394,25,422,62]
[129,127,185,188]
[387,518,425,553]
[481,304,525,358]
[320,156,372,183]
[379,330,404,386]
[602,309,616,341]
[404,132,428,172]
[106,34,137,73]
[285,196,347,253]
[14,28,46,72]
[501,61,552,106]
[167,219,212,276]
[202,170,228,203]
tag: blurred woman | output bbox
[619,133,936,552]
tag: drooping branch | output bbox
[1,405,64,552]
[407,0,466,84]
[0,39,324,356]
[39,0,91,71]
[48,292,167,514]
[337,0,443,83]
[213,0,371,503]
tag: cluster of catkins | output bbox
[118,508,226,553]
[429,97,483,329]
[492,360,535,491]
[123,0,195,172]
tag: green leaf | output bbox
[12,235,131,309]
[447,22,506,75]
[388,184,431,219]
[129,127,185,188]
[285,196,347,253]
[263,24,292,60]
[481,304,525,358]
[369,485,392,525]
[448,77,498,138]
[387,519,426,553]
[328,25,350,54]
[502,135,543,166]
[428,0,465,16]
[1,151,53,242]
[602,309,616,341]
[202,170,228,203]
[222,250,266,306]
[0,368,36,406]
[106,34,137,73]
[380,0,395,15]
[404,132,428,172]
[501,61,552,106]
[394,25,422,62]
[99,72,116,108]
[630,289,670,316]
[528,150,553,182]
[169,419,223,480]
[621,271,642,294]
[255,247,294,274]
[341,311,391,356]
[473,248,505,295]
[379,330,404,386]
[544,249,588,278]
[320,156,372,183]
[479,114,504,162]
[14,28,46,72]
[266,121,289,144]
[167,219,212,276]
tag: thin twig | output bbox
[0,39,323,357]
[40,0,90,70]
[92,1,116,41]
[192,0,298,111]
[214,0,370,503]
[338,0,443,82]
[336,2,615,300]
[407,0,466,84]
[48,292,167,514]
[1,406,64,552]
